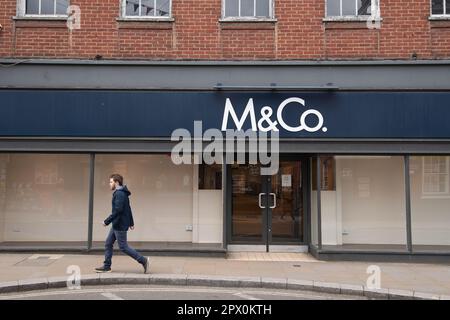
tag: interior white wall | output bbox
[192,163,223,244]
[337,156,407,245]
[410,156,450,246]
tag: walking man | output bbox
[95,174,149,273]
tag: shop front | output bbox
[1,61,450,261]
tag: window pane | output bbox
[342,0,356,15]
[126,0,140,16]
[411,156,450,252]
[432,0,444,15]
[447,0,450,14]
[26,0,39,14]
[241,0,254,16]
[0,154,90,245]
[93,155,196,244]
[55,0,69,15]
[141,0,154,16]
[357,0,371,15]
[326,0,340,16]
[321,156,407,251]
[225,0,239,17]
[255,0,270,17]
[41,0,54,15]
[156,0,170,16]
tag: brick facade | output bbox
[0,0,449,60]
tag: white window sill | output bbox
[219,17,277,23]
[429,15,450,21]
[13,15,68,21]
[323,16,382,22]
[116,17,174,22]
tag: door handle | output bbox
[258,193,265,209]
[269,193,276,208]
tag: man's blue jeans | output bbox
[104,227,145,268]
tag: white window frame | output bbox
[325,0,379,18]
[222,0,275,20]
[17,0,69,17]
[430,0,450,17]
[422,156,450,197]
[121,0,172,19]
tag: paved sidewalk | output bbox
[0,253,449,299]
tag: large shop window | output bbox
[123,0,171,17]
[410,156,450,252]
[0,154,90,246]
[326,0,374,17]
[432,0,450,15]
[23,0,69,16]
[313,156,407,251]
[92,155,194,246]
[223,0,272,18]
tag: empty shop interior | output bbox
[0,153,449,260]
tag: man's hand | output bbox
[102,222,107,227]
[130,226,135,231]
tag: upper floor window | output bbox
[122,0,171,18]
[326,0,374,17]
[223,0,273,19]
[22,0,69,16]
[432,0,450,15]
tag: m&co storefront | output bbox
[1,60,450,262]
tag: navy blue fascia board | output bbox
[1,89,450,139]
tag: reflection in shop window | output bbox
[312,156,336,191]
[199,164,222,190]
[422,156,450,196]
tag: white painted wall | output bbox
[192,163,223,244]
[321,191,339,245]
[337,156,407,245]
[196,190,223,243]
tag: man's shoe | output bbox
[94,266,111,273]
[142,257,150,274]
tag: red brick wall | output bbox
[0,0,449,60]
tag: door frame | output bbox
[225,155,311,249]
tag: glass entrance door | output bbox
[230,160,305,246]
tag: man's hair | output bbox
[109,174,124,186]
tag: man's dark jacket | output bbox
[104,186,135,231]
